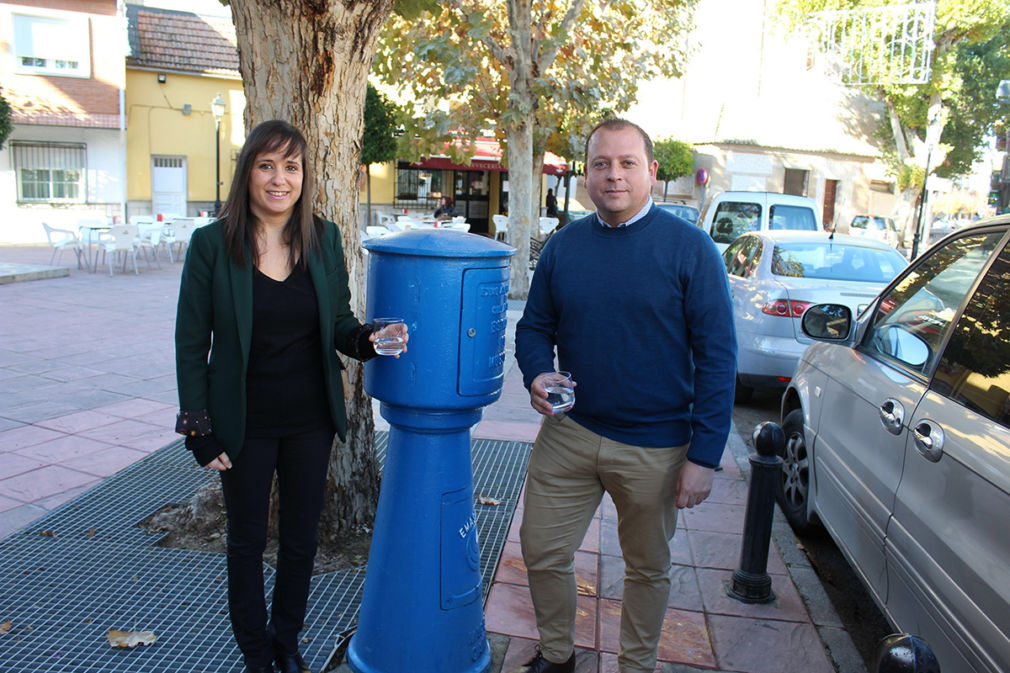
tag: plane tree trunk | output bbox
[229,0,395,541]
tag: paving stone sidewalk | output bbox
[1,244,865,672]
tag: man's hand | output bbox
[528,372,577,416]
[528,372,557,416]
[676,461,714,509]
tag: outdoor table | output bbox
[78,221,112,272]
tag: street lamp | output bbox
[211,93,226,215]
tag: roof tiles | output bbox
[126,5,239,77]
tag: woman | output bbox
[433,195,456,220]
[175,120,406,673]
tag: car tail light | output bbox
[762,299,811,318]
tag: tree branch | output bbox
[536,0,586,74]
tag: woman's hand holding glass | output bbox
[370,318,409,357]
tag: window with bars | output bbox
[153,157,185,169]
[394,162,444,206]
[12,142,87,203]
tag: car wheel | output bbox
[777,408,813,532]
[734,376,753,404]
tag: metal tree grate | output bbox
[20,438,216,547]
[0,431,530,673]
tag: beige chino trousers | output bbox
[520,414,689,673]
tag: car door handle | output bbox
[878,398,904,435]
[912,421,944,463]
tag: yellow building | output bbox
[124,3,565,237]
[125,4,242,219]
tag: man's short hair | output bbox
[584,118,654,165]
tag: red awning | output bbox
[410,137,568,176]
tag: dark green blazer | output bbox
[175,218,365,460]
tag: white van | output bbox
[699,191,821,252]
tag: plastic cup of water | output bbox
[373,318,406,356]
[544,371,575,413]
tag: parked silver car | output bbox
[656,200,700,225]
[724,230,907,401]
[779,216,1010,672]
[847,214,901,248]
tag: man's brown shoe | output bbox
[522,647,575,673]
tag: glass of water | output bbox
[372,317,407,356]
[544,371,575,413]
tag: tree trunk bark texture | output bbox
[229,0,394,539]
[505,0,535,299]
[506,118,534,299]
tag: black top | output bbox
[246,265,331,437]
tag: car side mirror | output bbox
[802,304,852,341]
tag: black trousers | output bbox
[219,426,334,667]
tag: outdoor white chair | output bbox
[100,224,140,276]
[450,215,467,225]
[42,223,83,268]
[539,217,560,238]
[364,225,392,240]
[166,218,196,260]
[492,214,509,242]
[136,223,164,269]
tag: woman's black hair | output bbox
[219,119,320,268]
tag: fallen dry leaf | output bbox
[107,629,157,648]
[476,496,501,506]
[87,528,96,538]
[39,530,57,539]
[0,620,11,635]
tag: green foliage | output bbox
[393,0,440,20]
[0,90,13,152]
[653,138,693,183]
[362,83,398,166]
[373,0,696,163]
[777,0,1010,180]
[936,29,1010,177]
[896,163,925,192]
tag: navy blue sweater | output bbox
[515,206,737,468]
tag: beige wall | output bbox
[689,144,897,230]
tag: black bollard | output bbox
[875,634,941,673]
[727,421,784,604]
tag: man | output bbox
[545,188,559,219]
[514,118,736,673]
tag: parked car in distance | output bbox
[699,191,820,252]
[563,209,593,224]
[655,200,700,225]
[926,217,959,246]
[847,214,901,248]
[778,215,1010,673]
[724,230,907,401]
